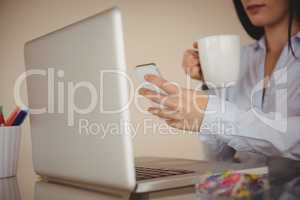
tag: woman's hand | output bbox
[182,42,203,81]
[139,75,209,132]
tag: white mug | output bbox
[198,35,241,88]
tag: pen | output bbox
[0,106,5,126]
[5,107,20,126]
[12,108,28,126]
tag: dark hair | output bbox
[233,0,300,56]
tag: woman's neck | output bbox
[264,16,300,53]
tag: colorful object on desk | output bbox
[195,171,268,199]
[5,107,21,126]
[2,106,28,127]
[0,106,5,126]
[12,108,28,126]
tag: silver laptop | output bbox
[24,7,265,196]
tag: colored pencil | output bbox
[0,106,5,126]
[5,107,20,126]
[12,108,28,126]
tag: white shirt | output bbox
[200,32,300,163]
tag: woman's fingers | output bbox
[139,88,166,104]
[186,51,200,67]
[182,47,202,81]
[184,50,200,66]
[193,41,198,49]
[144,75,179,94]
[139,88,178,109]
[148,107,183,120]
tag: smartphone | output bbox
[134,63,164,93]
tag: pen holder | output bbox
[0,127,21,179]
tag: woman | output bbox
[139,0,300,163]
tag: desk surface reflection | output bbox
[1,157,299,200]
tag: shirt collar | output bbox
[294,31,300,41]
[254,31,300,51]
[255,36,266,51]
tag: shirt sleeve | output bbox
[200,95,300,160]
[200,89,237,161]
[199,45,251,160]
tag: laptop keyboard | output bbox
[135,167,195,181]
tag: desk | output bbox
[1,158,300,200]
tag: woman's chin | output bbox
[248,15,275,27]
[249,20,269,28]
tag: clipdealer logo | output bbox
[13,68,135,127]
[12,66,289,137]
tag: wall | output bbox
[0,0,252,198]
